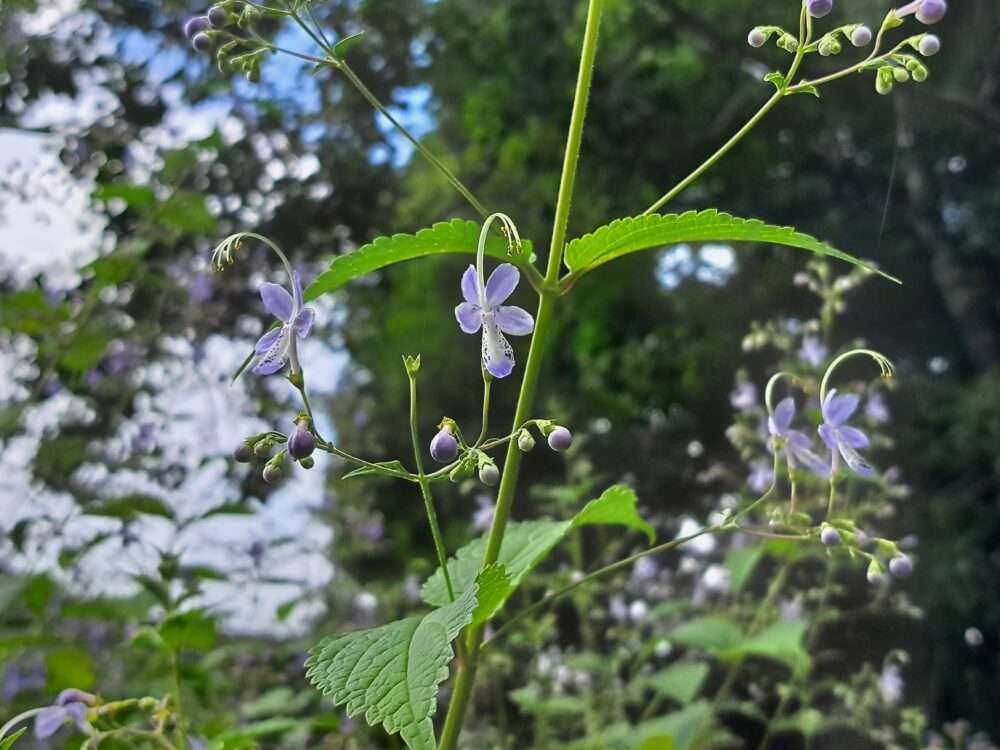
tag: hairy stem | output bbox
[438,2,605,747]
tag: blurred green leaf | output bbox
[85,493,174,521]
[46,648,95,692]
[572,484,655,543]
[206,718,302,750]
[724,546,763,595]
[564,211,899,282]
[155,191,217,234]
[646,661,710,706]
[159,610,218,652]
[717,619,810,670]
[667,617,744,652]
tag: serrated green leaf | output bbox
[0,728,26,750]
[333,31,365,57]
[422,485,654,621]
[717,619,810,671]
[342,460,407,480]
[472,563,512,626]
[563,210,899,282]
[646,662,710,706]
[667,617,744,652]
[304,219,534,301]
[572,485,655,543]
[306,583,478,750]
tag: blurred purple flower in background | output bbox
[730,380,756,411]
[747,458,775,493]
[818,389,874,476]
[254,270,315,375]
[799,336,827,367]
[455,264,534,378]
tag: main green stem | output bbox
[437,1,604,747]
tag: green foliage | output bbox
[45,648,95,691]
[724,546,764,595]
[421,485,652,619]
[566,702,711,750]
[0,728,26,750]
[84,494,174,521]
[306,583,479,750]
[717,620,810,671]
[342,460,408,479]
[563,211,899,282]
[305,219,534,300]
[159,610,218,653]
[667,617,744,652]
[645,662,711,706]
[471,563,512,626]
[206,718,303,750]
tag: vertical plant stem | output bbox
[408,370,455,601]
[438,2,605,747]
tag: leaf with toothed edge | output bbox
[563,211,899,283]
[306,583,479,750]
[304,219,535,301]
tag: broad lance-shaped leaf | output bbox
[306,583,479,750]
[422,485,654,619]
[304,219,535,301]
[563,210,900,283]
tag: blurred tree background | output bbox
[1,0,998,745]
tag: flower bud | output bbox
[910,64,928,82]
[299,456,315,469]
[821,526,842,546]
[547,426,573,452]
[288,423,316,460]
[850,26,872,46]
[192,32,213,53]
[517,430,536,452]
[233,441,254,463]
[918,34,941,56]
[479,463,500,486]
[889,555,914,578]
[867,558,886,585]
[254,440,272,458]
[916,0,946,24]
[430,427,459,463]
[806,0,833,18]
[208,6,229,27]
[747,28,767,48]
[777,33,799,52]
[876,69,895,95]
[184,16,210,40]
[263,464,282,483]
[893,66,910,83]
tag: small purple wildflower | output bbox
[35,689,95,739]
[455,264,534,378]
[768,397,829,476]
[747,458,774,494]
[806,0,833,18]
[818,389,874,476]
[253,270,315,376]
[799,336,827,367]
[865,392,890,424]
[430,426,459,463]
[730,380,756,411]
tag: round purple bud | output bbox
[821,526,842,546]
[851,26,872,46]
[192,32,213,53]
[430,428,459,463]
[208,6,229,27]
[233,442,254,463]
[263,464,282,483]
[889,555,914,578]
[547,426,573,452]
[918,34,941,56]
[916,0,946,24]
[288,424,315,460]
[184,16,210,40]
[806,0,833,18]
[479,463,500,486]
[747,28,767,48]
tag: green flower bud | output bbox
[517,430,536,452]
[254,440,272,458]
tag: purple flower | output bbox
[898,0,947,24]
[806,0,833,18]
[455,264,534,378]
[730,380,756,411]
[768,397,829,476]
[747,458,774,494]
[799,336,827,368]
[35,689,95,739]
[818,389,874,476]
[865,392,890,424]
[430,427,459,463]
[288,422,316,459]
[253,270,315,376]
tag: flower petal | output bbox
[455,302,483,334]
[494,305,534,336]
[63,702,89,732]
[823,389,860,427]
[787,438,830,476]
[294,307,315,339]
[485,263,519,308]
[817,423,838,451]
[259,282,294,322]
[254,327,282,355]
[838,425,870,450]
[293,269,304,309]
[770,397,796,435]
[35,706,68,739]
[482,314,515,378]
[461,265,480,305]
[833,430,875,476]
[253,326,291,375]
